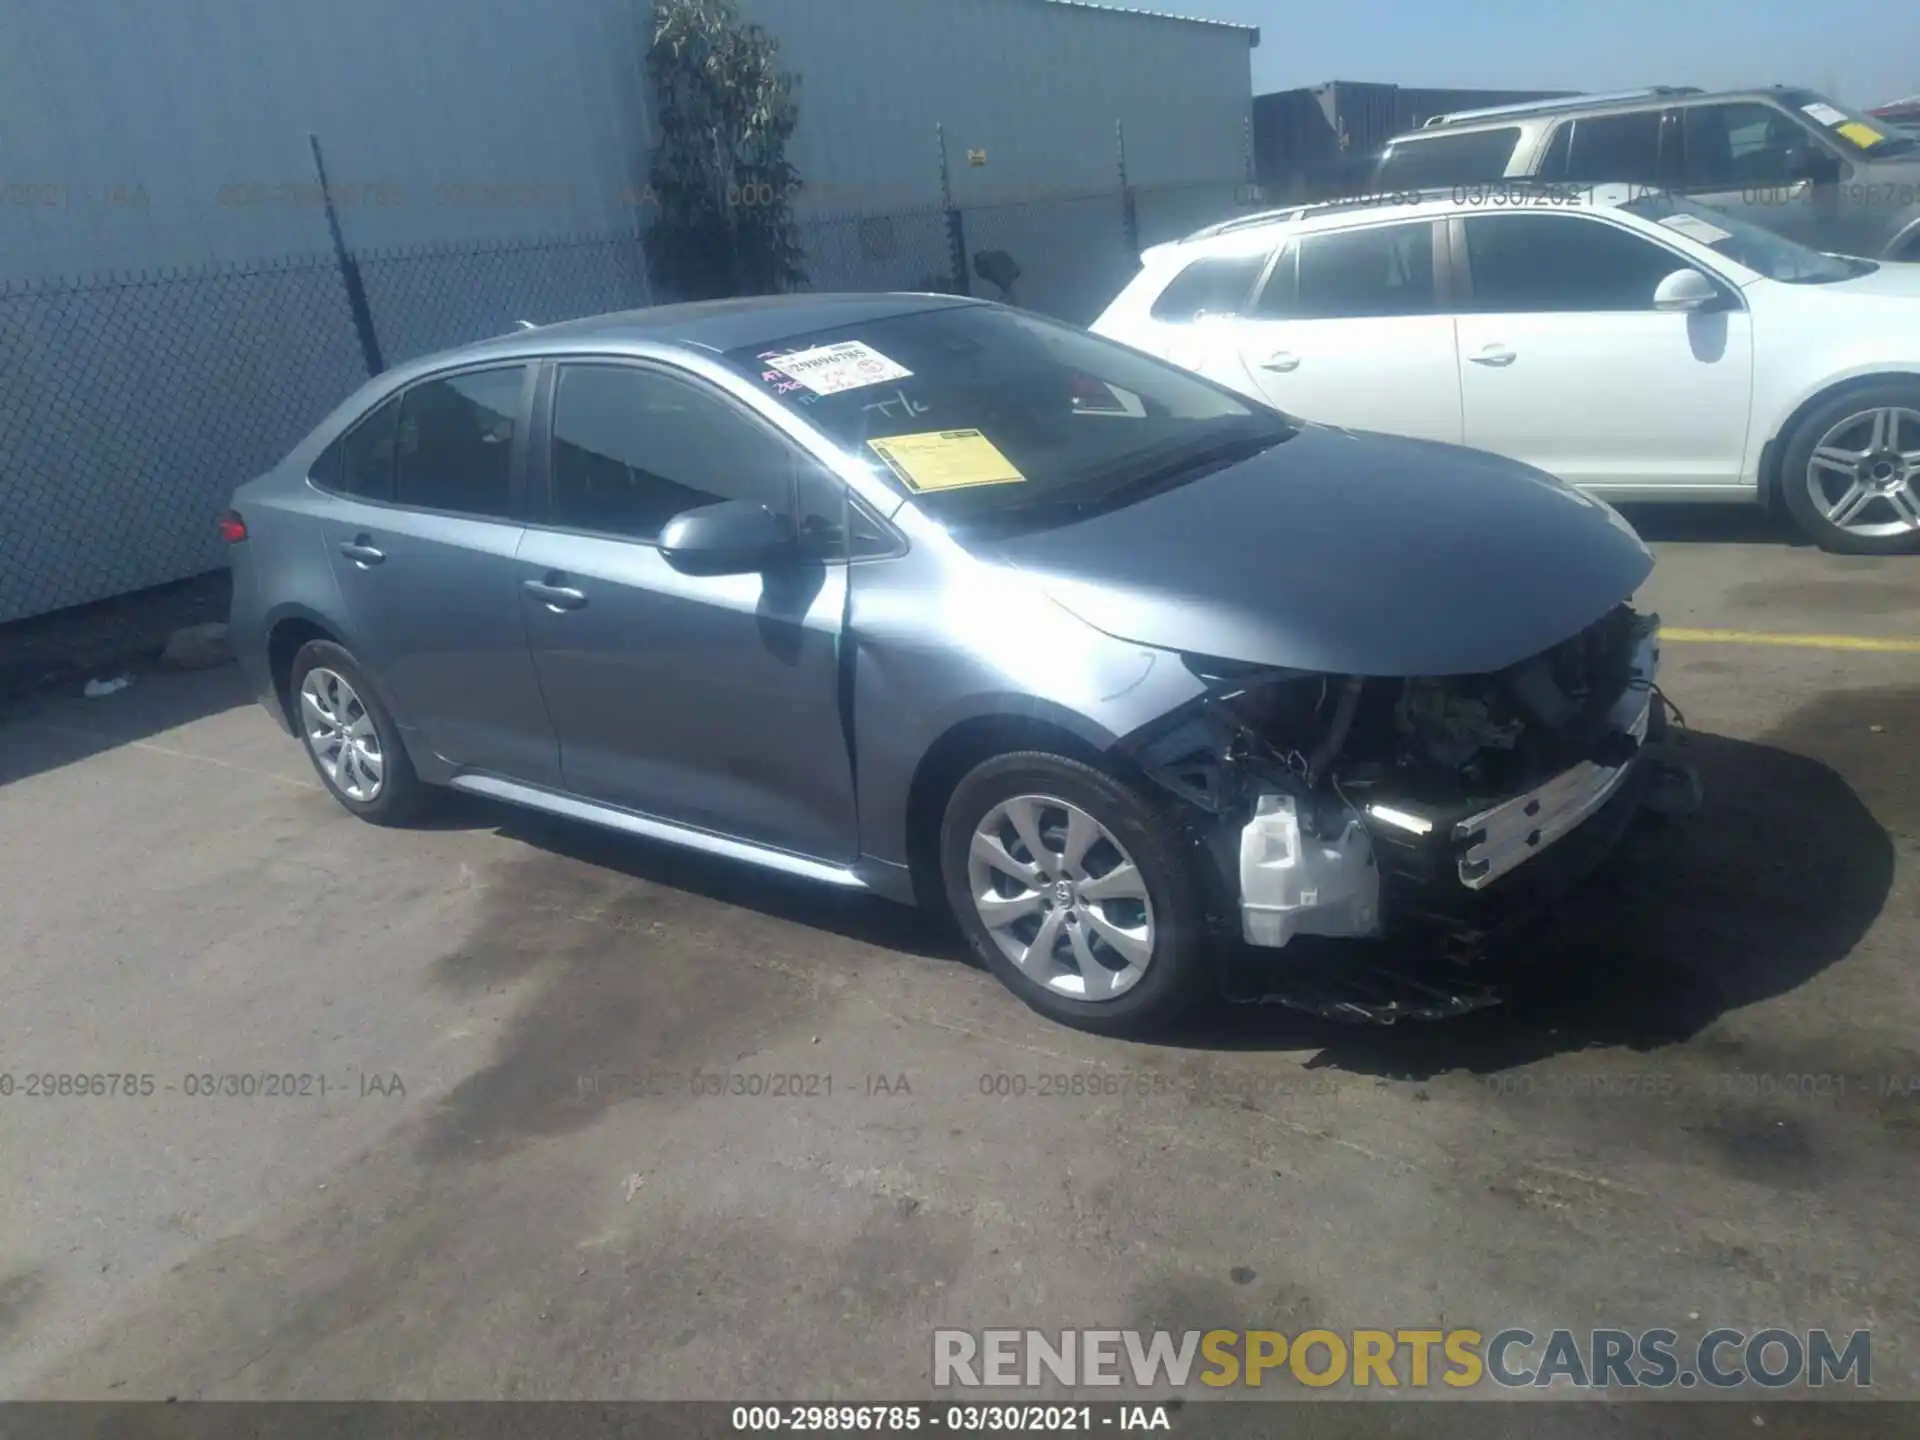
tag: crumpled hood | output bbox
[990,425,1654,678]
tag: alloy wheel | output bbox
[1805,406,1920,539]
[966,794,1156,1002]
[299,667,385,802]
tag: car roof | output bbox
[1167,181,1643,251]
[420,291,983,370]
[1391,83,1817,138]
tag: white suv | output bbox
[1091,183,1920,553]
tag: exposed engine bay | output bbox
[1123,604,1696,1016]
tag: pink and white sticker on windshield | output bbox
[764,340,913,396]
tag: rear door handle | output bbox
[338,538,385,566]
[1470,345,1517,367]
[523,578,588,612]
[1258,352,1301,372]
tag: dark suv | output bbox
[1372,85,1920,262]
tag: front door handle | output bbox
[1470,345,1517,367]
[523,578,588,612]
[338,538,385,566]
[1258,352,1301,372]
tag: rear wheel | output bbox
[289,640,435,825]
[938,751,1208,1036]
[1779,382,1920,554]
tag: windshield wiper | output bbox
[1009,429,1291,522]
[952,428,1291,536]
[1100,427,1292,493]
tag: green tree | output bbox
[644,0,806,299]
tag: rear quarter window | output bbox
[1148,252,1270,320]
[1374,127,1523,188]
[311,395,401,501]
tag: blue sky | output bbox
[1173,0,1919,110]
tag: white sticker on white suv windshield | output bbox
[1801,102,1849,127]
[765,340,912,395]
[1657,212,1733,245]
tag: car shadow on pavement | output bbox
[418,684,1899,1087]
[1615,502,1809,548]
[0,663,259,791]
[1160,690,1901,1079]
[432,791,968,966]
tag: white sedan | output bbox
[1091,182,1920,553]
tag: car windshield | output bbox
[723,304,1295,529]
[1778,88,1918,157]
[1621,193,1868,283]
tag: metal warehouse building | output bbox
[0,0,1258,624]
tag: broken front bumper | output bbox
[1238,618,1693,948]
[1452,623,1657,891]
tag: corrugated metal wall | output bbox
[1,0,1251,286]
[0,0,658,282]
[0,0,1255,623]
[741,0,1252,210]
[737,0,1253,319]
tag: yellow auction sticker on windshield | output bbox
[1837,121,1885,148]
[868,430,1027,492]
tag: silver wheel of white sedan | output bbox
[1805,405,1920,540]
[299,666,385,802]
[966,794,1156,1002]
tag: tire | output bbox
[938,750,1209,1037]
[1778,380,1920,555]
[287,640,436,826]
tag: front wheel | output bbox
[938,751,1209,1036]
[1779,383,1920,554]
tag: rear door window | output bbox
[1374,128,1522,187]
[393,367,528,519]
[1149,252,1270,320]
[1548,112,1666,184]
[1288,222,1436,319]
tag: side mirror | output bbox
[1652,268,1720,312]
[658,499,799,576]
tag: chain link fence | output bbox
[0,177,1252,631]
[356,231,656,366]
[790,203,958,296]
[0,258,369,625]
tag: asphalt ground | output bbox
[2,508,1916,1433]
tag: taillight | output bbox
[217,509,248,544]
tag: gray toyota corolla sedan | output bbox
[225,293,1692,1034]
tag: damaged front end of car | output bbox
[1117,605,1701,1020]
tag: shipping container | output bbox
[1253,81,1577,197]
[1393,85,1579,131]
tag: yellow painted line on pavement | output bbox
[1661,627,1920,654]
